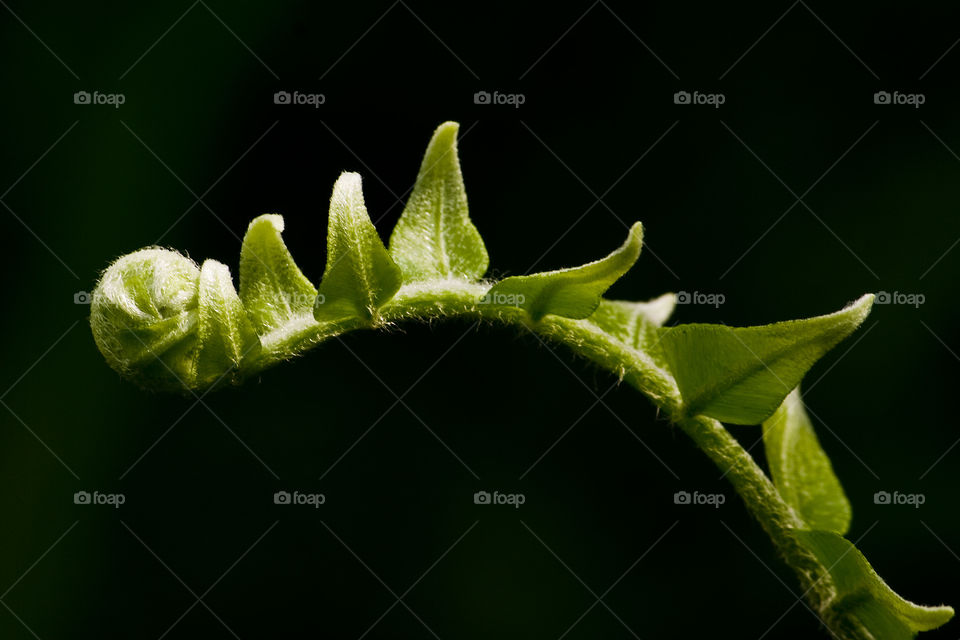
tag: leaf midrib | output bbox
[682,329,842,419]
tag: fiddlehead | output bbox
[88,121,953,639]
[91,248,258,391]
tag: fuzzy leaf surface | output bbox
[658,295,874,424]
[763,388,851,533]
[239,214,317,334]
[485,223,644,321]
[315,172,402,322]
[388,122,488,282]
[794,529,953,639]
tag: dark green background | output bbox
[2,1,959,638]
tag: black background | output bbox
[1,1,959,638]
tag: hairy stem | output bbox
[677,415,832,610]
[242,279,834,612]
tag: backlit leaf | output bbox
[239,214,317,335]
[659,295,874,424]
[388,121,488,281]
[485,222,643,322]
[763,388,851,534]
[590,293,676,368]
[193,259,261,388]
[794,529,953,639]
[314,172,403,322]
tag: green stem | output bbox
[242,279,834,612]
[678,415,831,609]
